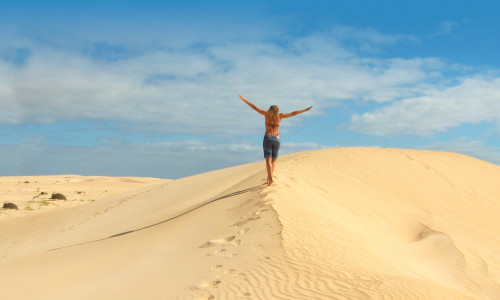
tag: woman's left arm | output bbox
[280,106,313,119]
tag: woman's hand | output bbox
[305,106,313,111]
[238,94,246,101]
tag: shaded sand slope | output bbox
[0,161,280,299]
[1,148,500,299]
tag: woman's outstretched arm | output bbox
[280,106,313,119]
[238,94,267,115]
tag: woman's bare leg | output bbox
[265,157,273,185]
[271,158,277,176]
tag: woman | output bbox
[238,94,313,185]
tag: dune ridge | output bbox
[1,148,499,299]
[265,148,500,299]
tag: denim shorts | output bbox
[263,135,281,159]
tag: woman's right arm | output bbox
[238,94,267,115]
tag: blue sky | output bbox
[1,0,499,178]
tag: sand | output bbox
[1,148,499,299]
[0,175,168,220]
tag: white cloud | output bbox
[1,24,497,140]
[347,75,500,136]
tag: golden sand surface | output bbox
[1,148,499,299]
[0,175,168,220]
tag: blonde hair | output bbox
[268,105,279,118]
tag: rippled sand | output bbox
[1,148,499,299]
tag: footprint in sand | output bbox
[238,228,250,235]
[211,265,223,270]
[233,215,261,227]
[233,220,248,227]
[229,239,242,246]
[245,216,260,223]
[254,208,269,215]
[199,236,235,248]
[206,248,226,256]
[198,281,221,288]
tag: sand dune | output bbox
[0,175,167,219]
[1,148,499,299]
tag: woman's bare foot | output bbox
[267,177,274,186]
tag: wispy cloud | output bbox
[430,20,460,37]
[331,26,420,48]
[347,75,500,136]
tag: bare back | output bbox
[265,113,281,137]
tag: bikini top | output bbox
[265,123,280,128]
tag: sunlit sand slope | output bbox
[266,148,500,299]
[0,148,499,299]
